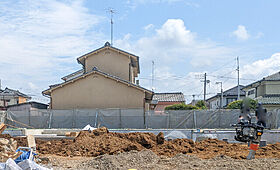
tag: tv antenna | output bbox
[152,60,155,91]
[106,8,116,46]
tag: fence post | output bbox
[276,110,279,129]
[48,110,53,129]
[94,109,98,128]
[28,110,31,127]
[193,110,196,129]
[219,110,222,128]
[119,108,122,129]
[72,109,75,128]
[167,111,170,129]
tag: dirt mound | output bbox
[4,128,280,159]
[37,129,165,157]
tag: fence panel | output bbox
[29,110,50,129]
[166,110,194,129]
[6,111,30,128]
[98,109,122,129]
[75,109,97,128]
[146,114,168,129]
[120,109,145,129]
[51,110,74,128]
[2,109,280,129]
[218,110,240,128]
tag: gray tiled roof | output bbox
[153,93,185,102]
[256,96,280,105]
[264,71,280,81]
[223,85,245,96]
[243,71,280,89]
[43,67,153,95]
[206,85,245,101]
[0,88,30,99]
[61,69,84,81]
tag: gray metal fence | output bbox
[2,109,280,129]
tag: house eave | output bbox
[42,68,152,97]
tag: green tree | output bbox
[195,100,207,109]
[226,98,257,110]
[165,103,199,110]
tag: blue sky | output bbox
[0,0,279,103]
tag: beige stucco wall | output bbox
[263,104,280,111]
[264,81,280,95]
[85,49,132,82]
[50,73,145,110]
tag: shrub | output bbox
[226,100,242,109]
[195,100,207,109]
[165,103,199,110]
[226,98,257,110]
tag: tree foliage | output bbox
[165,103,199,110]
[195,100,207,109]
[226,98,257,110]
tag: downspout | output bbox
[255,82,260,98]
[129,63,131,82]
[128,56,131,82]
[143,97,146,128]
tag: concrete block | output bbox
[22,129,44,136]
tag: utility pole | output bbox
[237,56,240,100]
[200,73,209,102]
[204,73,207,102]
[151,60,155,91]
[216,82,223,109]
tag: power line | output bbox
[208,58,237,74]
[207,74,255,81]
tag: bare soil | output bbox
[42,150,280,170]
[2,127,280,159]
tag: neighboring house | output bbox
[42,42,153,110]
[150,92,185,114]
[242,71,280,111]
[0,87,31,109]
[7,101,48,112]
[189,99,200,106]
[207,85,245,109]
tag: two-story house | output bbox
[42,42,153,110]
[206,85,245,109]
[242,71,280,111]
[0,87,31,109]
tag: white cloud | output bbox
[232,25,250,41]
[117,19,233,67]
[0,0,105,103]
[143,24,154,31]
[242,53,280,78]
[115,19,237,101]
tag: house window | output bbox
[248,89,255,95]
[226,98,236,105]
